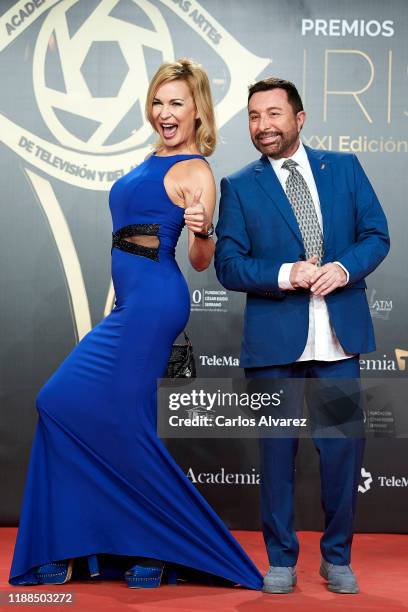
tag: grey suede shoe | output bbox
[262,566,297,593]
[320,559,359,594]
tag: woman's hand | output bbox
[184,189,210,234]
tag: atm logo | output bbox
[369,290,393,320]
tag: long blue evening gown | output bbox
[9,153,263,590]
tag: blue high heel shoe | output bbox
[34,559,74,585]
[125,563,178,588]
[33,554,99,584]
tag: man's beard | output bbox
[252,129,299,159]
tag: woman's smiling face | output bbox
[151,79,199,153]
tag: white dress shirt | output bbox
[269,141,354,361]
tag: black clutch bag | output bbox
[165,331,196,378]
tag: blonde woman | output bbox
[9,59,263,591]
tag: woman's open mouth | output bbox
[161,123,178,139]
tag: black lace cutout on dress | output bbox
[112,224,160,261]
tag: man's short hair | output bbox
[248,78,304,114]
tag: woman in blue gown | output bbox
[9,58,263,591]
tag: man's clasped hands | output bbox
[289,256,347,297]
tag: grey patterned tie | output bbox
[282,158,324,265]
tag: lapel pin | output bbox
[320,163,326,170]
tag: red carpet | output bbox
[1,529,407,611]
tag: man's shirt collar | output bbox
[268,140,307,171]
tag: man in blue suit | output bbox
[215,78,389,594]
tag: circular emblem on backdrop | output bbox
[33,0,174,153]
[0,0,270,188]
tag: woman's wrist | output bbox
[193,223,214,239]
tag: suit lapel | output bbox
[254,156,303,245]
[305,145,333,245]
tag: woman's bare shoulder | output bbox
[173,157,214,185]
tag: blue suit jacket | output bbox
[215,146,390,367]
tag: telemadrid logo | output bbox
[358,468,373,494]
[358,467,408,494]
[199,355,239,367]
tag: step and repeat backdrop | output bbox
[0,0,407,531]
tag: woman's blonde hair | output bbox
[145,58,216,157]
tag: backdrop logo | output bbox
[33,0,173,155]
[191,288,229,312]
[369,289,393,320]
[0,0,270,190]
[358,468,408,492]
[378,475,408,487]
[301,19,394,37]
[358,467,373,494]
[187,467,260,485]
[199,355,239,367]
[395,349,408,371]
[359,354,397,372]
[0,0,270,340]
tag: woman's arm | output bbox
[183,160,216,271]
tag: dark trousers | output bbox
[245,356,364,567]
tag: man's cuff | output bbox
[278,263,295,290]
[334,261,349,284]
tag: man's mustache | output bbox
[256,130,282,140]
